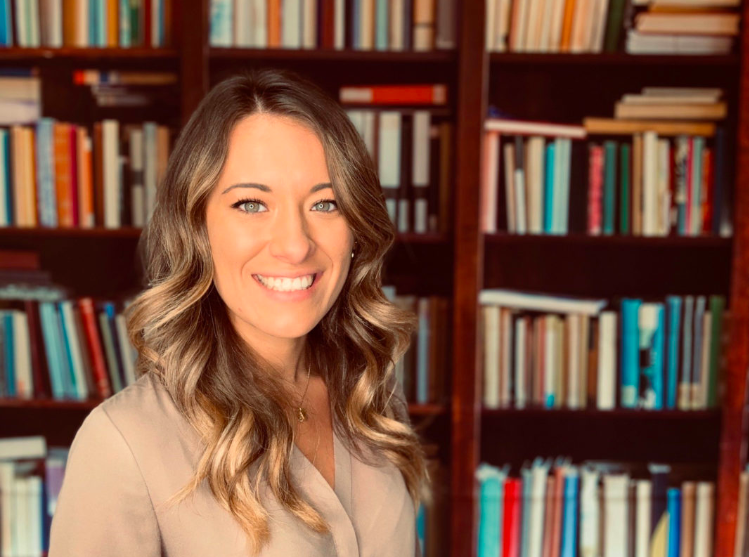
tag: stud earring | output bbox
[351,251,355,259]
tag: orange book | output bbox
[54,122,74,227]
[268,0,281,47]
[62,0,76,45]
[77,127,95,228]
[559,0,577,51]
[25,128,38,226]
[107,0,118,47]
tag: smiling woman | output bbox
[47,69,431,557]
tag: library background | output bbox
[0,0,747,555]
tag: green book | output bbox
[707,295,725,408]
[603,141,617,235]
[603,0,628,53]
[619,143,631,235]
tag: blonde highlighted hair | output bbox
[125,68,431,554]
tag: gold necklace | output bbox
[296,362,312,423]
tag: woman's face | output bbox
[205,113,355,347]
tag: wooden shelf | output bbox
[408,403,448,416]
[490,52,740,67]
[210,47,457,63]
[485,232,731,248]
[0,47,179,61]
[0,226,143,239]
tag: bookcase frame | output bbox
[1,0,748,556]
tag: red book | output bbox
[78,298,112,399]
[702,148,713,234]
[339,84,448,106]
[23,301,51,399]
[320,0,335,48]
[502,478,521,557]
[587,144,604,235]
[549,466,566,557]
[685,137,694,234]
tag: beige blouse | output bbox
[48,372,420,556]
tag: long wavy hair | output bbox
[125,68,432,554]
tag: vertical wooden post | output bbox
[715,3,749,556]
[451,0,488,555]
[180,0,210,126]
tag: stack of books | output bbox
[73,69,179,108]
[479,289,726,411]
[0,0,172,48]
[343,84,452,235]
[626,0,740,55]
[384,285,450,405]
[476,459,715,557]
[0,117,171,228]
[209,0,457,51]
[0,70,41,127]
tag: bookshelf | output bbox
[2,0,749,556]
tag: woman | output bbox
[48,68,432,556]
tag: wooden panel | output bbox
[715,2,749,556]
[451,0,487,555]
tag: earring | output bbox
[351,251,355,259]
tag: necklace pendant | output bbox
[297,407,307,423]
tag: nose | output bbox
[267,203,314,263]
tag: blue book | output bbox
[50,303,74,399]
[98,0,108,46]
[57,302,80,399]
[39,303,65,399]
[402,0,412,50]
[416,502,426,556]
[0,0,10,45]
[209,0,232,46]
[477,463,507,557]
[560,469,579,557]
[104,302,126,388]
[35,118,57,227]
[675,136,688,235]
[680,296,694,408]
[88,0,97,46]
[375,0,388,50]
[544,143,555,233]
[665,297,682,409]
[603,140,617,235]
[666,487,681,557]
[119,0,131,47]
[3,312,15,397]
[621,299,642,408]
[640,303,665,409]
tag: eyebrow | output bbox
[221,182,333,195]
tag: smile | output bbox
[253,273,317,292]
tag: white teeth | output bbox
[256,274,314,292]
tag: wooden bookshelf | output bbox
[2,0,748,555]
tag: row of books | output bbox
[0,437,58,556]
[209,0,456,51]
[486,0,740,55]
[346,106,452,235]
[416,449,448,557]
[481,87,731,237]
[626,0,740,55]
[0,297,137,401]
[476,459,715,557]
[479,289,726,411]
[384,287,450,405]
[0,0,171,48]
[0,118,171,228]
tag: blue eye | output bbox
[232,198,267,213]
[313,199,338,212]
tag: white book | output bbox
[75,0,88,46]
[537,0,555,52]
[251,0,268,47]
[528,459,550,557]
[580,466,601,557]
[500,308,513,407]
[302,0,316,48]
[0,462,12,556]
[0,437,46,461]
[29,0,41,46]
[378,112,401,225]
[548,0,566,51]
[526,136,545,233]
[525,0,545,51]
[413,0,434,50]
[334,0,345,48]
[60,301,90,401]
[578,314,589,406]
[635,480,652,557]
[622,94,720,105]
[515,317,527,408]
[510,0,530,52]
[41,0,63,47]
[15,476,29,555]
[282,0,302,47]
[626,31,733,55]
[28,476,42,555]
[103,119,121,228]
[362,111,377,159]
[412,111,431,233]
[235,0,252,46]
[736,473,749,557]
[209,0,233,46]
[482,132,500,233]
[480,289,607,315]
[544,315,558,407]
[483,305,501,409]
[514,166,527,234]
[569,0,590,52]
[144,122,158,223]
[566,313,580,409]
[603,474,630,557]
[590,0,610,52]
[642,87,723,99]
[485,119,587,139]
[486,0,498,51]
[391,0,405,50]
[694,482,714,557]
[642,130,658,236]
[553,138,571,234]
[495,0,512,52]
[697,311,712,410]
[597,311,617,410]
[359,0,375,49]
[657,139,670,236]
[12,311,33,400]
[503,142,517,232]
